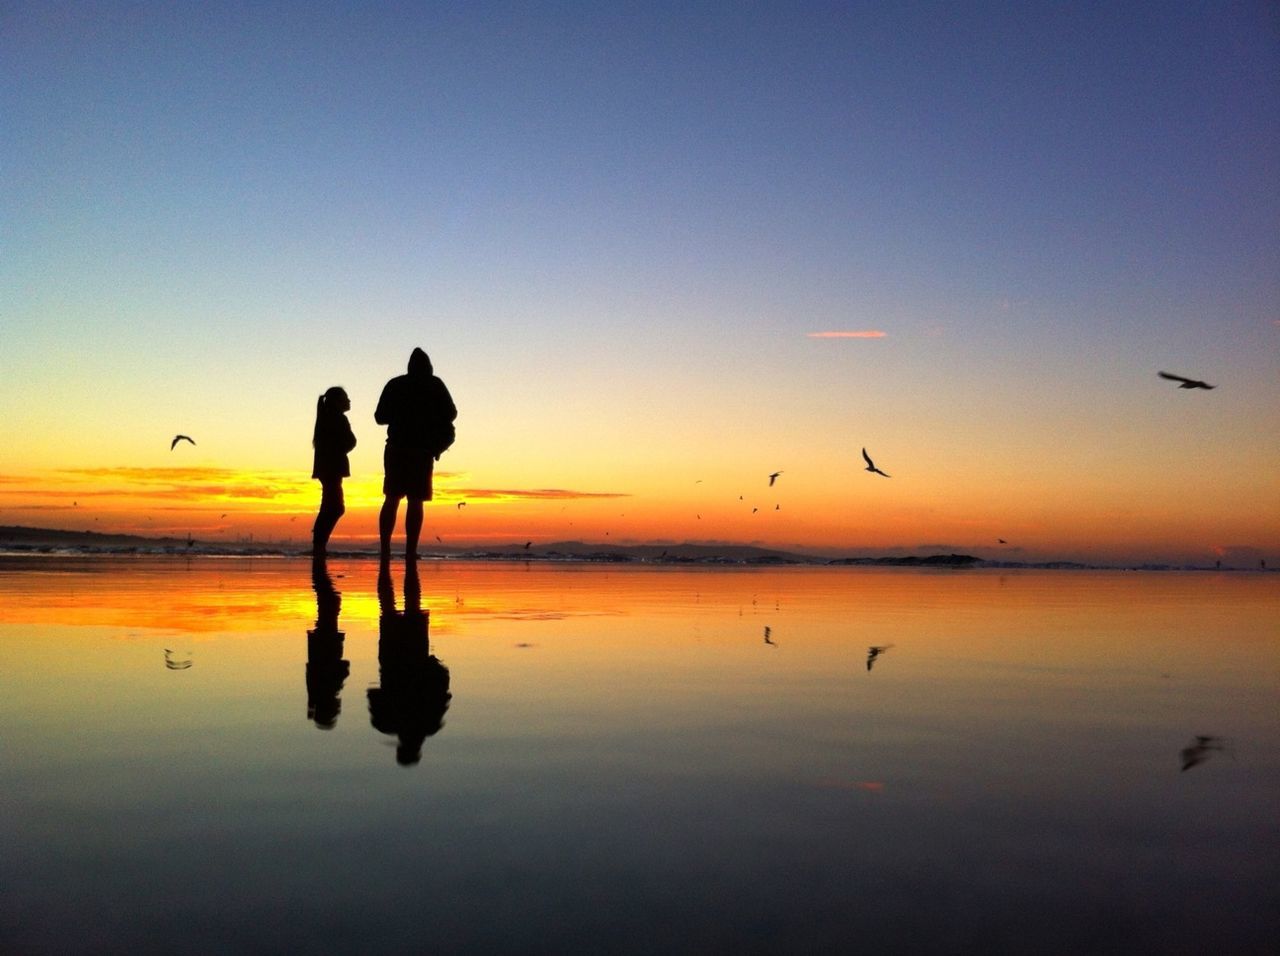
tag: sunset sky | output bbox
[3,2,1278,565]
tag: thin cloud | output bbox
[807,330,887,339]
[454,488,631,502]
[61,467,300,499]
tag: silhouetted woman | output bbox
[312,386,356,557]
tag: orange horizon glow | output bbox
[1,462,1277,566]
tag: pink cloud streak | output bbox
[807,330,887,339]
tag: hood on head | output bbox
[408,347,432,376]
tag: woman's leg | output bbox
[313,479,345,553]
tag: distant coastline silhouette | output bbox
[369,561,452,765]
[311,386,357,558]
[375,348,457,562]
[307,560,351,729]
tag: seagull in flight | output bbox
[1180,735,1229,771]
[170,434,196,450]
[862,448,890,477]
[768,471,783,487]
[1158,371,1215,390]
[866,644,894,671]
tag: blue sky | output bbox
[3,2,1278,561]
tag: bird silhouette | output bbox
[1158,371,1215,390]
[170,434,196,450]
[456,501,466,509]
[763,626,775,646]
[866,644,894,671]
[1180,735,1229,771]
[862,448,890,477]
[998,538,1007,544]
[768,471,783,486]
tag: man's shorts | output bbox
[383,444,434,501]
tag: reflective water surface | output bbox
[1,558,1276,953]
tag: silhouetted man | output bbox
[374,348,457,561]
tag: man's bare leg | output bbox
[379,496,400,560]
[405,498,424,561]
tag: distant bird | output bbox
[998,538,1007,544]
[220,513,227,519]
[862,448,890,477]
[435,535,443,544]
[185,534,194,548]
[457,502,466,510]
[170,434,196,450]
[164,649,193,671]
[768,471,783,487]
[866,644,894,671]
[763,626,775,646]
[1180,735,1229,771]
[523,541,532,550]
[1158,371,1215,390]
[752,507,758,514]
[775,504,780,511]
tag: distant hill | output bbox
[0,525,191,549]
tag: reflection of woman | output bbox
[311,386,357,557]
[307,561,350,729]
[369,563,451,765]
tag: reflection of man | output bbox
[368,562,452,766]
[307,560,351,729]
[374,347,457,562]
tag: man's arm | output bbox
[435,378,457,422]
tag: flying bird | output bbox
[1180,735,1230,771]
[866,644,894,671]
[170,434,196,450]
[457,501,466,509]
[763,626,775,646]
[1158,371,1215,390]
[768,471,783,487]
[998,538,1007,544]
[862,448,891,477]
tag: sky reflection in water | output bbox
[1,558,1276,953]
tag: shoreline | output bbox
[0,525,1271,572]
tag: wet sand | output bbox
[1,557,1276,952]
